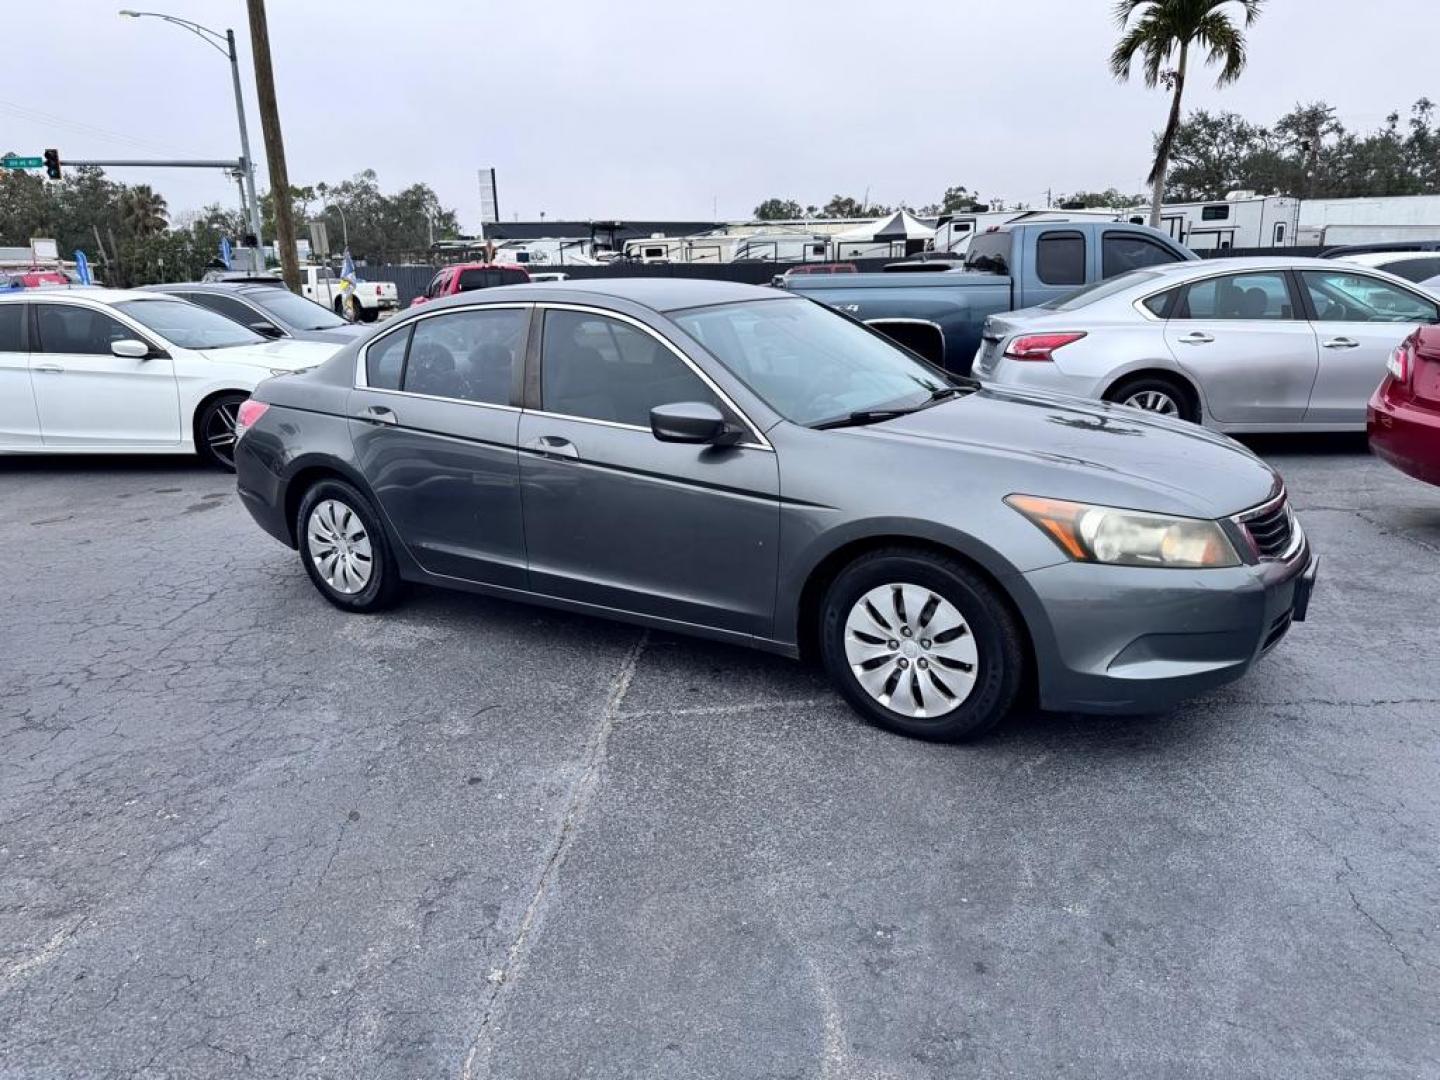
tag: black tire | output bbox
[819,548,1024,743]
[194,392,248,471]
[295,478,403,613]
[1104,373,1200,424]
[357,305,379,323]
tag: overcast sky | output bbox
[6,1,1435,230]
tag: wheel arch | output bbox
[190,386,252,448]
[1100,365,1205,420]
[280,456,378,547]
[791,532,1040,701]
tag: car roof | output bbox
[1339,251,1440,267]
[145,281,275,296]
[0,285,160,305]
[1148,255,1389,277]
[450,276,778,312]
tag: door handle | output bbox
[1177,332,1214,345]
[524,435,579,460]
[357,405,398,425]
[1322,337,1360,349]
[33,362,65,373]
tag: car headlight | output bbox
[1006,495,1240,569]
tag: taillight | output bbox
[234,399,269,440]
[1386,343,1411,383]
[1003,331,1087,362]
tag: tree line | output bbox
[0,164,459,286]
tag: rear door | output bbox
[29,301,180,447]
[517,305,780,635]
[0,302,41,448]
[348,303,530,587]
[1299,268,1440,425]
[1161,269,1318,425]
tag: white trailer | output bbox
[933,208,1125,255]
[1295,195,1440,247]
[1126,193,1301,251]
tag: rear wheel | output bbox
[357,304,379,323]
[296,479,402,612]
[1105,374,1199,424]
[819,549,1023,742]
[195,393,247,471]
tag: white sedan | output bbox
[973,257,1440,432]
[0,288,341,468]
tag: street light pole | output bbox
[119,10,264,261]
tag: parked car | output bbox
[142,282,370,345]
[1337,250,1440,284]
[410,263,531,307]
[0,288,339,469]
[200,270,285,285]
[785,221,1195,373]
[233,279,1316,743]
[974,257,1440,431]
[297,265,400,322]
[771,263,857,287]
[3,268,73,288]
[526,271,570,284]
[1369,327,1440,486]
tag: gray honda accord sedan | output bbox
[233,279,1318,741]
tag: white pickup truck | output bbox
[298,265,399,323]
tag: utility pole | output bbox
[246,0,300,292]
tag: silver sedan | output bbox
[973,257,1440,432]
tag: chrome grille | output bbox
[1239,495,1296,560]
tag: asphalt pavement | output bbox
[1,435,1437,1079]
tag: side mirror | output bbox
[650,401,736,444]
[111,339,151,359]
[249,321,283,338]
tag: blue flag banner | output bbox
[74,250,92,285]
[220,237,233,269]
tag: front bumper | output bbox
[1016,534,1316,714]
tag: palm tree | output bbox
[121,185,169,238]
[1111,0,1264,227]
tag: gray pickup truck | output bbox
[785,220,1197,374]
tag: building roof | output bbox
[482,220,722,243]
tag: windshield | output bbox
[116,299,266,349]
[1040,270,1163,311]
[672,297,953,426]
[249,288,347,330]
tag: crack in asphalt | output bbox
[458,631,650,1080]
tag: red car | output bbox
[3,268,71,288]
[1368,326,1440,486]
[411,263,530,307]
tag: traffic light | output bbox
[43,149,60,181]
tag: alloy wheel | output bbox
[842,583,978,719]
[307,499,373,594]
[205,400,240,467]
[1121,389,1180,416]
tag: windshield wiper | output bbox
[811,384,973,430]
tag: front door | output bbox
[348,304,530,588]
[1298,268,1440,426]
[0,302,40,448]
[1163,269,1318,425]
[29,302,180,447]
[519,306,780,636]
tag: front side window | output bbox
[0,303,23,352]
[1035,231,1086,286]
[541,310,719,427]
[36,304,143,354]
[1102,233,1182,278]
[672,297,950,427]
[1175,272,1295,321]
[403,308,524,404]
[114,299,264,349]
[1302,270,1439,324]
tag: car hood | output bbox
[299,324,370,345]
[196,338,341,370]
[851,386,1279,519]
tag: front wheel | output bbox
[195,393,248,471]
[819,549,1024,742]
[296,479,403,612]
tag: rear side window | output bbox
[403,308,524,405]
[1102,233,1182,278]
[541,310,718,427]
[365,326,410,389]
[963,231,1011,274]
[34,304,133,354]
[1035,231,1086,287]
[188,292,265,329]
[1176,272,1295,321]
[1141,288,1178,317]
[0,303,23,351]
